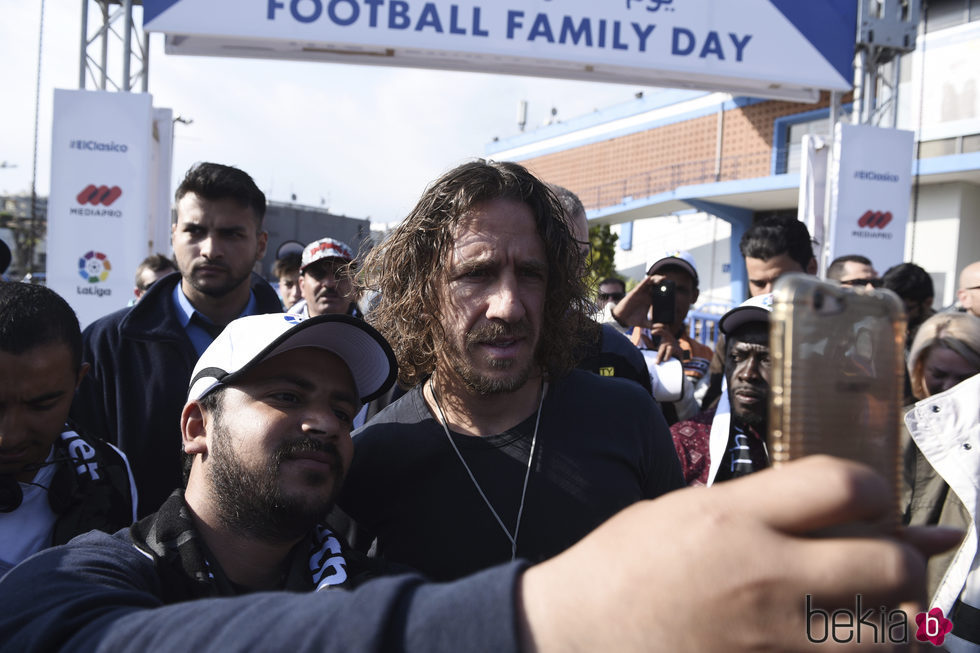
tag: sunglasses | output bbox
[598,292,626,302]
[839,278,883,288]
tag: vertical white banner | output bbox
[827,124,915,273]
[47,90,154,328]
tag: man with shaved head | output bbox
[958,261,980,317]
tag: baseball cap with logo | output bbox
[646,251,699,286]
[187,313,397,404]
[718,293,774,336]
[301,237,354,272]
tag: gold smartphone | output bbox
[769,275,906,504]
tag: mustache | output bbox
[730,382,767,397]
[465,320,530,347]
[193,260,230,272]
[275,438,343,471]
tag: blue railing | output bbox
[687,302,734,347]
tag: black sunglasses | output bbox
[839,278,883,288]
[598,292,626,302]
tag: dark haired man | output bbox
[0,282,136,575]
[672,294,773,486]
[596,277,625,309]
[72,162,284,516]
[341,160,682,581]
[883,262,937,404]
[702,215,816,409]
[739,215,817,295]
[883,262,935,340]
[132,253,177,302]
[827,254,880,289]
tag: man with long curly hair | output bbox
[339,160,683,581]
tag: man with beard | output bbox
[339,160,683,581]
[671,294,773,486]
[289,237,361,318]
[71,163,284,516]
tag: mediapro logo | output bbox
[77,185,122,207]
[857,210,892,229]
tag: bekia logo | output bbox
[806,595,954,646]
[70,184,123,218]
[806,595,908,645]
[77,185,122,206]
[76,251,113,298]
[915,608,953,647]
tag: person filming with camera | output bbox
[608,252,712,424]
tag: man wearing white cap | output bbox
[609,251,713,423]
[671,294,773,486]
[2,313,398,622]
[290,237,360,318]
[0,312,956,651]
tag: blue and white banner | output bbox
[47,90,154,328]
[143,0,855,102]
[827,123,915,274]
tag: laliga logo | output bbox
[77,185,122,206]
[78,251,111,283]
[857,210,892,229]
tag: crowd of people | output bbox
[0,159,978,651]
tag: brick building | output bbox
[488,9,980,308]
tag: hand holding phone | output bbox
[649,279,676,327]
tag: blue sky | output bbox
[2,0,652,225]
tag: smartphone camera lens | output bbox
[813,291,824,311]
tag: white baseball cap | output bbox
[187,313,397,404]
[646,251,699,285]
[718,293,774,336]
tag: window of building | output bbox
[919,137,959,157]
[775,106,853,175]
[963,133,980,152]
[925,0,978,31]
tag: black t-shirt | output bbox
[339,369,683,581]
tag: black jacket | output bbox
[70,272,283,516]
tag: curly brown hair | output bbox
[360,159,595,388]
